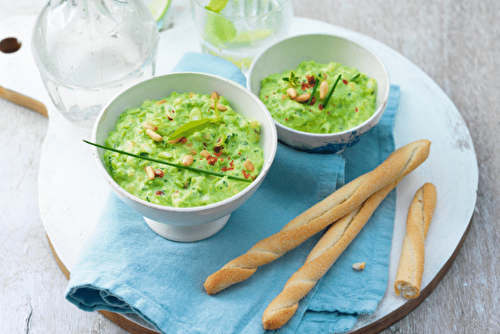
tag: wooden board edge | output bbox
[350,214,473,333]
[45,233,160,334]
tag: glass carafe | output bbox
[32,0,160,129]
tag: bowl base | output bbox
[143,214,231,242]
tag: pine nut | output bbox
[146,129,163,142]
[243,160,255,172]
[295,92,311,103]
[200,150,211,158]
[320,81,329,99]
[286,87,297,100]
[210,91,218,100]
[210,102,227,111]
[182,155,194,166]
[145,166,155,180]
[142,121,157,131]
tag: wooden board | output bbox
[1,15,478,334]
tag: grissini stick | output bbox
[394,182,437,299]
[262,183,396,330]
[204,139,431,295]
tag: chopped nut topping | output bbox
[352,262,366,271]
[286,87,297,100]
[210,102,227,111]
[182,155,194,166]
[320,81,329,99]
[145,166,155,180]
[243,160,255,172]
[146,129,163,142]
[295,92,311,103]
[142,121,157,131]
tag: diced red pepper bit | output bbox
[285,118,288,121]
[306,75,316,85]
[308,97,316,106]
[154,169,164,178]
[242,170,251,179]
[301,81,311,90]
[167,116,173,121]
[319,104,324,110]
[214,146,223,153]
[155,190,164,196]
[207,156,218,165]
[342,79,348,85]
[180,137,187,144]
[355,107,359,112]
[221,167,228,172]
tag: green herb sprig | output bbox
[350,73,360,82]
[322,74,342,108]
[282,71,300,87]
[167,118,211,142]
[167,95,222,142]
[307,78,320,105]
[84,140,252,183]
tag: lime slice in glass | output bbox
[205,0,229,13]
[146,0,171,29]
[205,14,237,46]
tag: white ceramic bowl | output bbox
[247,34,390,153]
[91,73,277,242]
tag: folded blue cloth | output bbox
[171,52,247,87]
[66,52,400,334]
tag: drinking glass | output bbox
[190,0,293,73]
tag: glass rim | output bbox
[191,0,292,19]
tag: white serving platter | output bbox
[0,14,477,333]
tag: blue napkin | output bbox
[66,52,400,334]
[171,52,247,87]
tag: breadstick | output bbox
[204,139,431,295]
[262,183,395,330]
[394,183,437,299]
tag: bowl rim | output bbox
[91,72,278,213]
[247,33,390,138]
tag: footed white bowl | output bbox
[91,72,277,242]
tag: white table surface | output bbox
[1,0,499,333]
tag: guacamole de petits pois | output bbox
[259,60,377,134]
[103,92,263,208]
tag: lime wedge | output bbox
[205,0,229,13]
[146,0,171,23]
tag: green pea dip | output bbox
[259,60,377,134]
[104,92,263,208]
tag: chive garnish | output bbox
[307,78,319,105]
[322,74,342,108]
[83,140,252,183]
[350,73,360,81]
